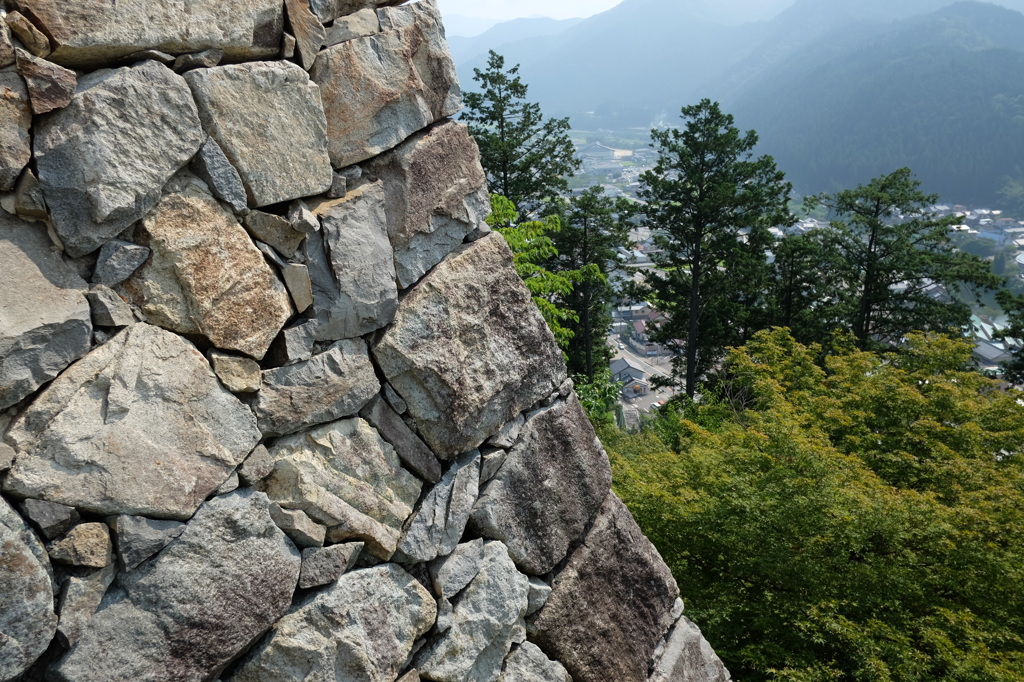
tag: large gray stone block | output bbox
[4,324,261,520]
[367,120,489,289]
[229,563,436,682]
[186,61,333,207]
[470,395,611,575]
[7,0,284,68]
[0,495,57,680]
[395,450,480,563]
[497,642,571,682]
[531,493,681,682]
[373,233,566,459]
[310,0,460,168]
[305,181,398,341]
[259,418,422,560]
[648,616,732,682]
[0,213,92,410]
[35,60,204,257]
[52,490,301,682]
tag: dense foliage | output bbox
[606,329,1024,681]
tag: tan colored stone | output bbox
[121,181,293,360]
[47,523,112,569]
[0,70,31,192]
[285,0,325,69]
[210,351,262,393]
[7,0,284,68]
[310,0,461,167]
[5,11,50,57]
[14,48,75,114]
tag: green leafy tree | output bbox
[545,187,631,379]
[487,194,579,349]
[462,51,580,213]
[608,329,1024,681]
[997,289,1024,383]
[639,99,793,398]
[800,168,1002,349]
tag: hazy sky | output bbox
[435,0,625,21]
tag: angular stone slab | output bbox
[53,490,301,682]
[260,418,422,559]
[649,616,732,682]
[305,181,398,340]
[470,395,611,575]
[396,449,480,563]
[47,522,112,568]
[35,60,204,257]
[0,495,57,680]
[254,339,380,437]
[15,48,76,114]
[297,542,362,589]
[91,239,150,287]
[531,493,681,682]
[121,181,293,360]
[374,233,566,459]
[368,120,489,288]
[7,0,284,68]
[190,136,248,213]
[498,642,571,682]
[186,61,333,207]
[56,562,115,648]
[4,324,262,520]
[0,213,92,411]
[109,514,186,572]
[284,0,325,70]
[360,393,442,484]
[310,0,461,168]
[0,70,32,191]
[20,498,80,541]
[429,538,484,599]
[416,541,530,682]
[230,563,435,682]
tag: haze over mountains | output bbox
[449,0,1024,203]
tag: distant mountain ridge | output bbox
[452,0,1024,203]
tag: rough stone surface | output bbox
[287,199,319,233]
[190,136,249,213]
[526,577,551,617]
[0,213,92,411]
[5,11,50,57]
[230,564,436,682]
[15,48,76,114]
[108,514,186,572]
[255,339,380,436]
[56,562,116,647]
[4,324,262,520]
[210,351,263,393]
[35,60,204,257]
[305,182,398,340]
[121,181,293,360]
[47,522,112,568]
[0,495,57,680]
[52,490,301,682]
[260,418,422,559]
[0,442,14,471]
[324,8,381,46]
[0,70,31,192]
[310,0,461,168]
[416,541,530,682]
[429,538,484,599]
[285,0,325,69]
[216,471,241,495]
[488,414,525,450]
[173,48,224,72]
[532,493,681,682]
[648,617,732,682]
[498,643,572,682]
[246,210,306,259]
[396,449,480,562]
[480,448,507,484]
[297,542,363,589]
[471,396,611,575]
[91,239,151,287]
[86,284,135,327]
[267,319,317,367]
[19,498,80,541]
[369,121,489,288]
[186,61,333,207]
[360,393,441,484]
[269,503,326,548]
[14,168,48,220]
[374,233,566,458]
[0,21,15,67]
[7,0,285,68]
[385,382,408,413]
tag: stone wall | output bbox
[0,1,731,680]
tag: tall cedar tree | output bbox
[639,100,792,398]
[545,187,631,379]
[462,51,580,214]
[802,168,1002,349]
